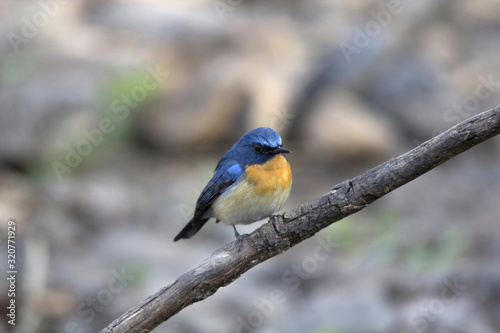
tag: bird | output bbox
[174,127,292,249]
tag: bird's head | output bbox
[231,127,290,166]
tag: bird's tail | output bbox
[173,218,209,241]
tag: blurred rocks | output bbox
[302,89,398,161]
[0,169,33,225]
[32,289,76,318]
[288,287,396,333]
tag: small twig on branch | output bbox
[101,107,500,333]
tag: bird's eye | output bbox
[253,144,264,153]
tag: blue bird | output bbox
[174,127,292,247]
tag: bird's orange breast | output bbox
[245,154,292,195]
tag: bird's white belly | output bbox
[212,178,291,226]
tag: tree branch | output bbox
[101,107,500,333]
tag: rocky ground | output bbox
[1,1,500,332]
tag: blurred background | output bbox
[1,0,500,332]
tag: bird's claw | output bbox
[270,214,283,223]
[270,214,283,234]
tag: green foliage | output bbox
[325,206,464,273]
[97,67,160,142]
[1,51,34,85]
[326,208,402,263]
[361,209,402,264]
[328,215,357,247]
[28,65,164,182]
[407,228,463,273]
[118,262,149,288]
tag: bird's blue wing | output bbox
[196,161,242,211]
[174,161,242,241]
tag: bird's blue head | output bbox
[228,127,290,166]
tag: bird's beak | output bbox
[273,147,290,154]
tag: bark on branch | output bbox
[101,107,500,333]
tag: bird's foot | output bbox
[269,214,283,234]
[233,225,245,252]
[270,213,283,223]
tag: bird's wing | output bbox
[174,160,243,241]
[173,161,242,241]
[195,161,243,215]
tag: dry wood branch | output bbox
[101,107,500,333]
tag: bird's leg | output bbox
[269,214,283,234]
[270,213,283,223]
[232,225,244,252]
